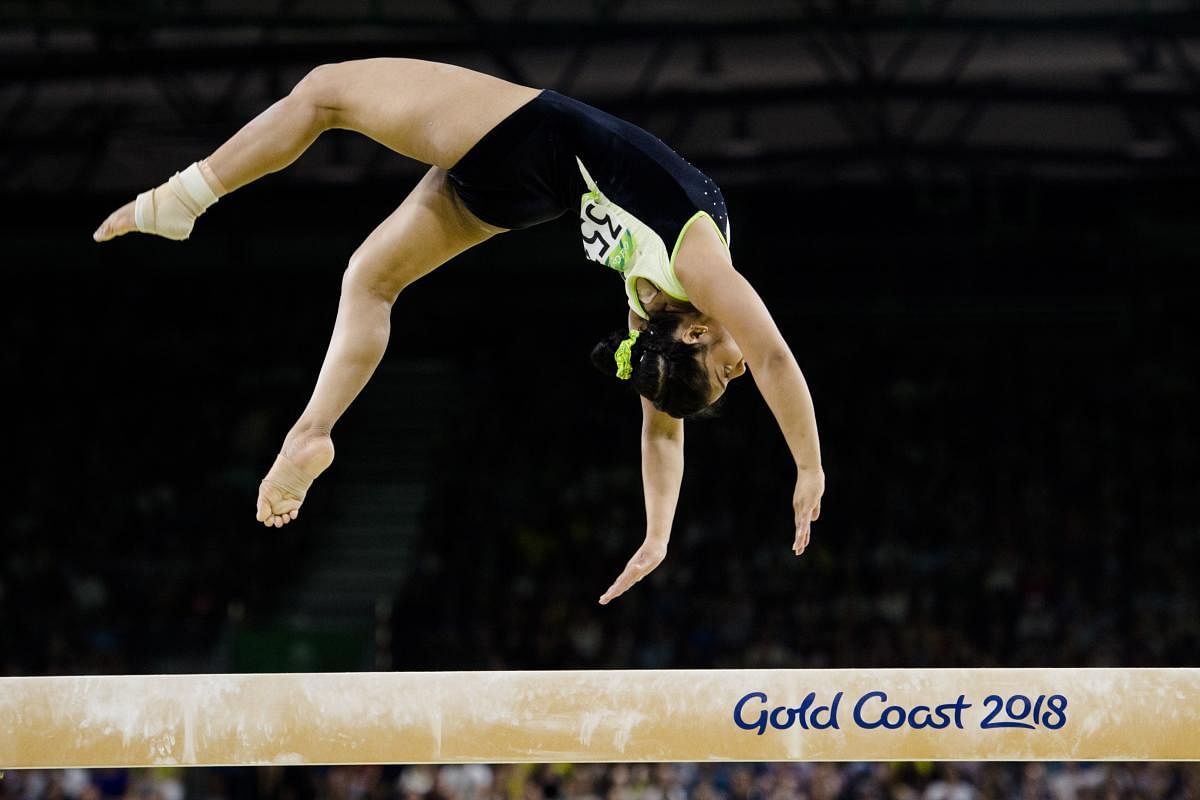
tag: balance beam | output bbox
[2,669,1198,767]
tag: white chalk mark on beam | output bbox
[1,669,1199,767]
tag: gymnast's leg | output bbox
[92,59,538,524]
[93,58,539,240]
[255,165,502,527]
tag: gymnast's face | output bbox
[679,318,747,403]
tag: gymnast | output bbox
[93,59,824,604]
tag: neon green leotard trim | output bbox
[576,158,732,320]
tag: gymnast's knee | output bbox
[342,250,410,304]
[289,63,345,129]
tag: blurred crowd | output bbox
[4,761,1199,800]
[396,336,1200,672]
[0,271,332,676]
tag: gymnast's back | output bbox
[448,90,731,249]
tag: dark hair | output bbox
[590,312,713,418]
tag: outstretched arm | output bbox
[599,397,684,604]
[675,220,824,554]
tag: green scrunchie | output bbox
[614,329,641,380]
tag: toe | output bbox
[94,202,135,242]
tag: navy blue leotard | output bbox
[448,90,729,242]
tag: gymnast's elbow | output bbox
[642,415,683,443]
[749,347,800,381]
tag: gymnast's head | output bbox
[591,310,747,418]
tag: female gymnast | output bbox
[93,59,824,604]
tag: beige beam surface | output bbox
[2,669,1198,767]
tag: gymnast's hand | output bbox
[792,466,824,555]
[599,536,668,605]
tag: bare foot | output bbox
[93,200,136,242]
[256,431,335,528]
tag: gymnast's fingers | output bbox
[793,514,812,555]
[599,547,663,605]
[599,564,641,605]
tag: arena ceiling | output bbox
[2,0,1199,193]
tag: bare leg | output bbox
[93,74,332,240]
[87,59,537,523]
[93,59,539,240]
[255,166,503,527]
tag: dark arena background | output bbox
[3,1,1200,798]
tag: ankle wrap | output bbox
[134,162,221,241]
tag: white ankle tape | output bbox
[179,162,220,207]
[134,162,220,241]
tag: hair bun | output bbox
[589,330,633,377]
[590,315,711,418]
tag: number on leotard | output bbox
[585,204,623,240]
[581,201,625,265]
[582,228,610,258]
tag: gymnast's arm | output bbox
[674,219,825,555]
[598,396,683,605]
